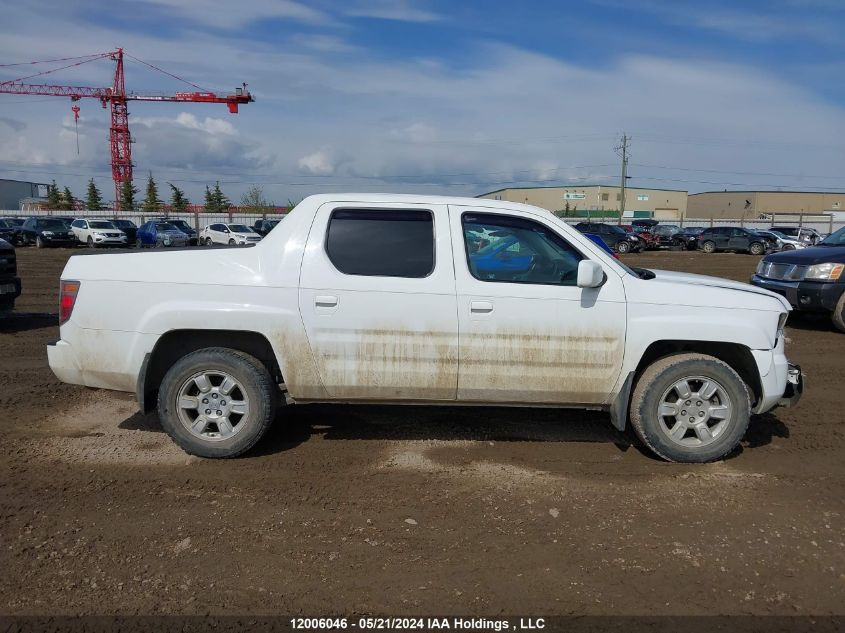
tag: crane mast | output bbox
[0,48,254,209]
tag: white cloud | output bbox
[140,0,331,28]
[298,148,342,175]
[345,0,441,22]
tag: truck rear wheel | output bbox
[629,353,750,463]
[157,347,278,458]
[701,240,716,253]
[749,242,765,256]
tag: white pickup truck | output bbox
[48,194,802,462]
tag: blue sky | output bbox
[1,0,844,205]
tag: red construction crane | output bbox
[0,49,254,209]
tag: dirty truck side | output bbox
[48,194,802,462]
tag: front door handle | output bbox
[470,300,493,314]
[315,295,338,308]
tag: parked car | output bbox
[584,233,618,258]
[199,223,262,246]
[631,219,659,229]
[69,218,128,248]
[647,224,681,249]
[697,227,774,255]
[0,218,25,245]
[151,218,198,245]
[751,226,845,332]
[252,219,282,236]
[111,219,138,243]
[19,217,76,248]
[672,227,706,251]
[0,237,21,311]
[770,226,823,246]
[756,230,805,252]
[573,222,643,253]
[621,224,659,250]
[136,221,190,248]
[48,193,801,464]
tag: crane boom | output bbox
[0,48,254,208]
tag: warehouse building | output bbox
[0,178,48,210]
[688,191,845,219]
[478,185,688,220]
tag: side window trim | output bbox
[324,207,436,279]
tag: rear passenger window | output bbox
[326,209,434,278]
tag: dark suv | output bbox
[253,218,282,236]
[697,226,773,255]
[573,222,643,253]
[0,238,21,311]
[751,226,845,332]
[19,217,76,248]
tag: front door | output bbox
[450,205,627,404]
[299,202,458,400]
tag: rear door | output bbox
[298,202,458,400]
[729,228,749,250]
[450,205,627,404]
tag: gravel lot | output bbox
[1,247,843,616]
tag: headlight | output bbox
[777,312,788,334]
[805,262,844,281]
[756,259,766,275]
[630,236,639,241]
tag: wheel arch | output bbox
[137,329,281,413]
[611,339,762,431]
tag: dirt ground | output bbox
[1,247,843,617]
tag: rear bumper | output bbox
[750,276,843,312]
[47,339,85,385]
[0,276,21,299]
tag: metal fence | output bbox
[2,209,843,236]
[0,209,288,233]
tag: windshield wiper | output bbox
[629,266,656,280]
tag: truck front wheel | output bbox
[629,353,750,463]
[831,291,845,334]
[157,347,278,458]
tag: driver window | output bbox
[462,212,583,285]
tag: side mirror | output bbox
[577,260,604,288]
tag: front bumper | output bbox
[751,275,844,313]
[92,236,128,246]
[779,363,803,408]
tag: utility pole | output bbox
[615,133,630,225]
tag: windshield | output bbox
[170,220,192,229]
[36,219,69,230]
[155,222,177,231]
[819,227,845,246]
[113,220,135,228]
[228,224,253,233]
[89,220,115,229]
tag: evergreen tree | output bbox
[46,180,62,210]
[85,179,103,211]
[119,179,138,211]
[203,185,216,211]
[141,172,162,212]
[212,181,230,211]
[169,183,189,212]
[61,186,75,211]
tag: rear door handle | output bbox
[470,300,493,314]
[315,295,338,308]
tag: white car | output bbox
[47,194,802,463]
[765,230,806,251]
[199,223,262,246]
[70,218,128,248]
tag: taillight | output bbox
[59,280,80,325]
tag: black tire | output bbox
[228,238,236,245]
[87,236,95,249]
[0,296,14,311]
[35,235,44,249]
[831,291,845,334]
[205,237,213,247]
[616,240,631,254]
[749,242,765,256]
[629,353,751,463]
[157,347,278,458]
[701,240,716,253]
